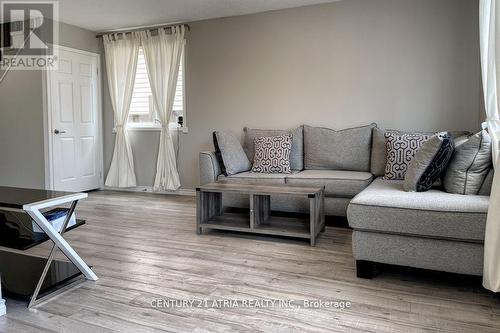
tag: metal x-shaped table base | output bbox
[23,193,98,308]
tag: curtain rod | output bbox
[95,23,190,38]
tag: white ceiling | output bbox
[56,0,341,32]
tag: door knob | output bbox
[54,129,66,134]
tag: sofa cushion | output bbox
[252,135,292,174]
[348,178,489,242]
[213,131,251,176]
[404,132,454,192]
[304,124,376,171]
[243,127,304,171]
[286,170,373,197]
[218,171,292,185]
[444,130,492,195]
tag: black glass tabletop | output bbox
[0,186,74,209]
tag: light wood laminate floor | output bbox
[1,190,499,332]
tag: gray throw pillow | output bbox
[443,130,492,195]
[304,123,376,171]
[243,127,303,170]
[252,135,292,174]
[478,168,494,196]
[384,132,433,180]
[213,131,251,176]
[404,132,455,192]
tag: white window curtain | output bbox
[103,33,140,188]
[480,0,500,292]
[140,26,185,191]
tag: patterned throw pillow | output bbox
[243,127,304,171]
[252,135,292,173]
[384,132,432,180]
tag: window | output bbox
[126,47,185,130]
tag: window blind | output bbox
[129,48,184,119]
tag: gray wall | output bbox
[58,21,102,54]
[102,0,480,190]
[0,21,101,188]
[0,70,45,188]
[0,0,481,190]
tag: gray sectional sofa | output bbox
[199,125,493,278]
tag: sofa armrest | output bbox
[199,151,222,185]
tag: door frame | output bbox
[43,45,104,191]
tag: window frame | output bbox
[114,46,187,133]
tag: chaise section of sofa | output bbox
[347,178,490,276]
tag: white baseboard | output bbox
[104,186,196,196]
[0,299,5,316]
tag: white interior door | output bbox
[47,47,102,192]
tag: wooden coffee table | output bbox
[196,182,325,246]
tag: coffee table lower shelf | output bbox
[202,212,313,239]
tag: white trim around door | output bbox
[43,45,104,191]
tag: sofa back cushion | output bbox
[213,131,251,176]
[443,130,492,195]
[243,126,303,171]
[304,123,376,171]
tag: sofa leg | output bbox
[356,260,377,279]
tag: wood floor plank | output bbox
[2,190,500,332]
[3,299,117,333]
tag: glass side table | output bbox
[0,186,98,308]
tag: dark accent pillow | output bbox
[404,132,455,192]
[384,132,433,180]
[213,131,251,176]
[212,132,226,175]
[252,135,292,173]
